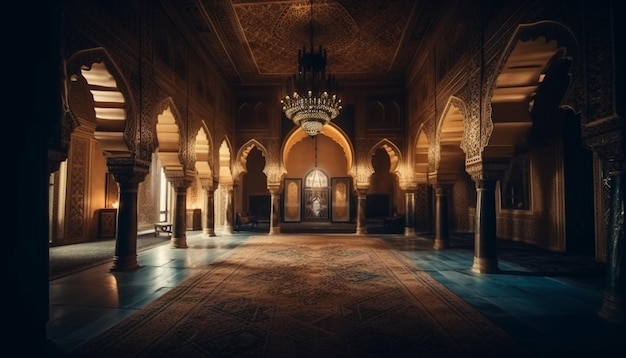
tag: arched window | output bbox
[304,169,329,219]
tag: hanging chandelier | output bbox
[281,0,342,137]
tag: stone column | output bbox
[355,188,368,235]
[467,160,508,274]
[404,190,416,237]
[200,178,216,237]
[598,163,625,323]
[472,179,499,273]
[108,158,150,271]
[579,2,623,324]
[268,185,282,235]
[433,183,451,249]
[222,185,235,234]
[168,175,194,248]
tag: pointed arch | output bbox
[236,139,269,179]
[66,47,135,157]
[368,138,403,177]
[195,121,214,178]
[484,21,580,157]
[218,137,234,185]
[154,98,184,170]
[430,96,468,183]
[414,124,430,184]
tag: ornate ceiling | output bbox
[165,0,442,86]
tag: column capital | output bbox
[107,157,151,185]
[198,176,215,191]
[433,183,453,195]
[267,183,282,195]
[398,180,418,191]
[582,115,624,175]
[164,169,195,189]
[465,157,510,182]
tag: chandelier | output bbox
[281,0,342,137]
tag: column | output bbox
[222,185,235,234]
[200,178,216,237]
[268,185,282,235]
[598,165,625,323]
[472,179,499,273]
[108,158,150,271]
[433,183,451,249]
[404,190,416,237]
[204,188,216,236]
[355,188,368,235]
[169,176,194,248]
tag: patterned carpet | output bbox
[72,235,532,357]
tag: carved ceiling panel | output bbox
[167,0,439,86]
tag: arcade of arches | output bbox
[16,0,623,352]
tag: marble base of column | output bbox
[404,227,415,237]
[223,225,235,235]
[170,236,188,248]
[203,228,216,237]
[433,238,450,249]
[471,257,500,274]
[356,226,367,235]
[598,292,624,324]
[269,226,281,235]
[110,255,139,272]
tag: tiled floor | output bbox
[47,228,624,357]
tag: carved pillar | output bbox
[577,2,623,324]
[472,179,498,272]
[108,158,150,272]
[598,166,625,323]
[200,178,216,237]
[433,183,451,249]
[268,185,282,235]
[168,174,194,248]
[585,137,625,323]
[204,188,216,237]
[222,185,235,235]
[403,190,416,237]
[467,160,508,274]
[355,188,368,235]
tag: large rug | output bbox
[73,235,531,357]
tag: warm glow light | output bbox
[281,0,341,137]
[112,201,119,208]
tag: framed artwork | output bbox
[283,178,301,222]
[304,189,329,220]
[331,177,350,222]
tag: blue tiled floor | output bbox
[47,229,624,357]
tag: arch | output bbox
[66,48,135,157]
[413,124,430,184]
[483,21,580,157]
[433,96,467,182]
[282,122,354,174]
[218,137,234,185]
[236,139,269,179]
[155,99,184,170]
[368,138,403,177]
[195,121,214,178]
